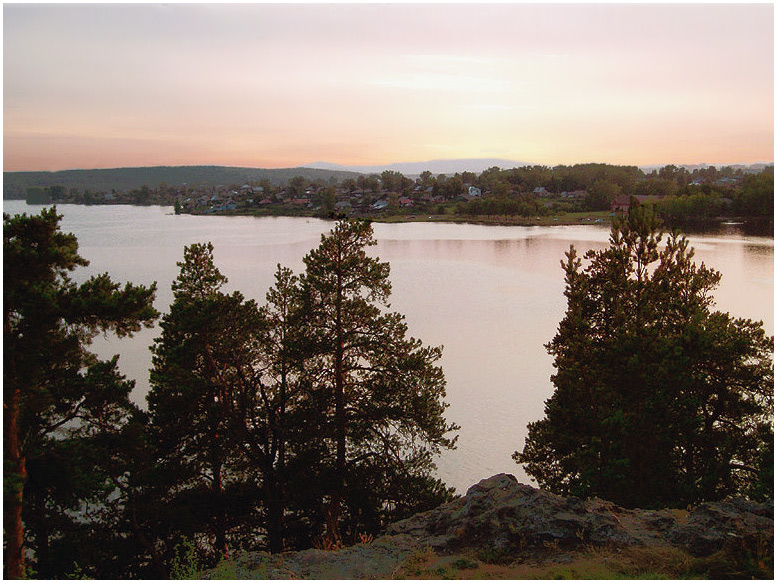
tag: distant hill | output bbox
[2,165,362,199]
[307,158,531,176]
[311,158,773,176]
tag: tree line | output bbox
[4,207,773,578]
[3,166,361,200]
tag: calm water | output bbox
[5,201,774,493]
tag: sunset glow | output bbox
[4,3,774,171]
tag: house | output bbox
[468,186,482,197]
[611,195,632,213]
[533,186,548,195]
[398,197,414,207]
[372,199,389,210]
[611,195,667,213]
[561,190,588,199]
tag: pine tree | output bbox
[298,219,458,544]
[217,264,312,552]
[514,206,773,507]
[3,208,158,579]
[147,242,261,561]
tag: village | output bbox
[180,181,478,215]
[176,171,748,219]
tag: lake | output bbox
[4,200,773,494]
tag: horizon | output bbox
[4,4,774,172]
[3,157,775,176]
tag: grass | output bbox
[200,539,773,580]
[198,514,773,580]
[386,538,774,580]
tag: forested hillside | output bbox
[3,165,361,199]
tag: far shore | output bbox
[6,198,772,234]
[187,207,616,227]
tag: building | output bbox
[611,195,666,213]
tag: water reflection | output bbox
[673,219,773,238]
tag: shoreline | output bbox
[5,199,773,234]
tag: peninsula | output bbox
[4,161,773,227]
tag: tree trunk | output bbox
[328,260,346,548]
[264,478,285,553]
[213,462,227,558]
[323,496,342,549]
[4,385,26,579]
[129,499,167,579]
[30,493,50,578]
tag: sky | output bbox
[3,3,774,172]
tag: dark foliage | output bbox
[3,207,158,578]
[4,165,361,199]
[514,205,773,508]
[145,221,457,565]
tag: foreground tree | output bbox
[219,265,312,552]
[22,371,166,579]
[514,206,773,508]
[147,243,261,562]
[148,230,458,555]
[298,219,458,545]
[3,208,158,578]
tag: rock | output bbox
[668,498,774,556]
[204,474,774,579]
[386,473,639,551]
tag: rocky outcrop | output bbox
[667,496,774,556]
[204,474,773,579]
[386,473,773,555]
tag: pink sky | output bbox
[3,3,774,171]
